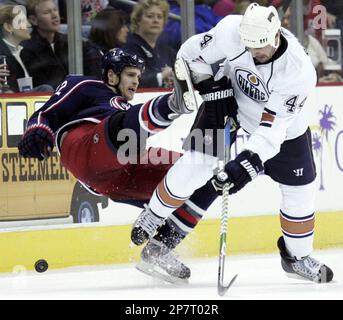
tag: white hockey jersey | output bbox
[178,15,317,163]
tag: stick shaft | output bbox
[217,122,232,294]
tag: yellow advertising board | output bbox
[0,93,107,224]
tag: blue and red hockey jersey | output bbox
[26,75,172,142]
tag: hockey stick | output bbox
[217,120,238,296]
[216,0,294,297]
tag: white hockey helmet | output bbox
[239,3,281,48]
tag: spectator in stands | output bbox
[159,0,221,51]
[233,0,252,14]
[320,1,343,29]
[20,0,97,89]
[303,0,323,40]
[304,28,328,78]
[282,5,342,83]
[125,0,175,88]
[306,26,343,83]
[108,0,138,15]
[212,0,235,17]
[0,4,53,92]
[86,8,129,79]
[255,0,281,7]
[0,0,27,5]
[281,6,291,29]
[81,0,109,25]
[20,0,68,89]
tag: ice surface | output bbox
[1,249,342,300]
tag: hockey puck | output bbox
[34,259,48,273]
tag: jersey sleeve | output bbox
[177,15,242,76]
[27,77,103,132]
[244,61,317,163]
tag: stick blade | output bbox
[217,274,238,296]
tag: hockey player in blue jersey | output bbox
[18,48,201,204]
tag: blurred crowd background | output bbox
[0,0,342,93]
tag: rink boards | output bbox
[0,211,343,273]
[1,85,343,273]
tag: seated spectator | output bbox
[318,72,343,83]
[303,0,323,41]
[56,0,109,25]
[281,6,291,29]
[125,0,175,88]
[159,0,222,51]
[0,0,27,5]
[213,0,236,17]
[282,5,342,83]
[255,0,281,7]
[81,0,109,25]
[20,0,97,89]
[108,0,138,15]
[306,30,343,83]
[304,29,328,78]
[321,0,343,70]
[20,0,68,89]
[86,8,129,79]
[233,0,252,14]
[320,0,343,29]
[0,4,53,92]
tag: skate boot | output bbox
[131,205,165,246]
[167,57,203,119]
[277,236,334,283]
[136,238,191,284]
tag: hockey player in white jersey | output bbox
[131,3,333,284]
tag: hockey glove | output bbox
[18,123,54,160]
[211,150,264,195]
[196,77,238,129]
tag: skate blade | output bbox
[174,58,202,111]
[136,261,189,285]
[284,272,321,283]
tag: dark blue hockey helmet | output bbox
[102,48,145,82]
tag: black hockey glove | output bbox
[211,150,264,195]
[196,76,238,129]
[18,123,54,160]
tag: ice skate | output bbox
[277,237,334,283]
[131,205,165,245]
[168,57,202,118]
[136,238,191,284]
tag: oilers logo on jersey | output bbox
[235,68,269,102]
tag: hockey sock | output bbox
[279,182,316,259]
[151,93,177,121]
[123,95,172,138]
[168,181,219,234]
[280,210,315,259]
[155,180,219,247]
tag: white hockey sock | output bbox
[280,182,316,259]
[283,233,314,260]
[149,150,217,218]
